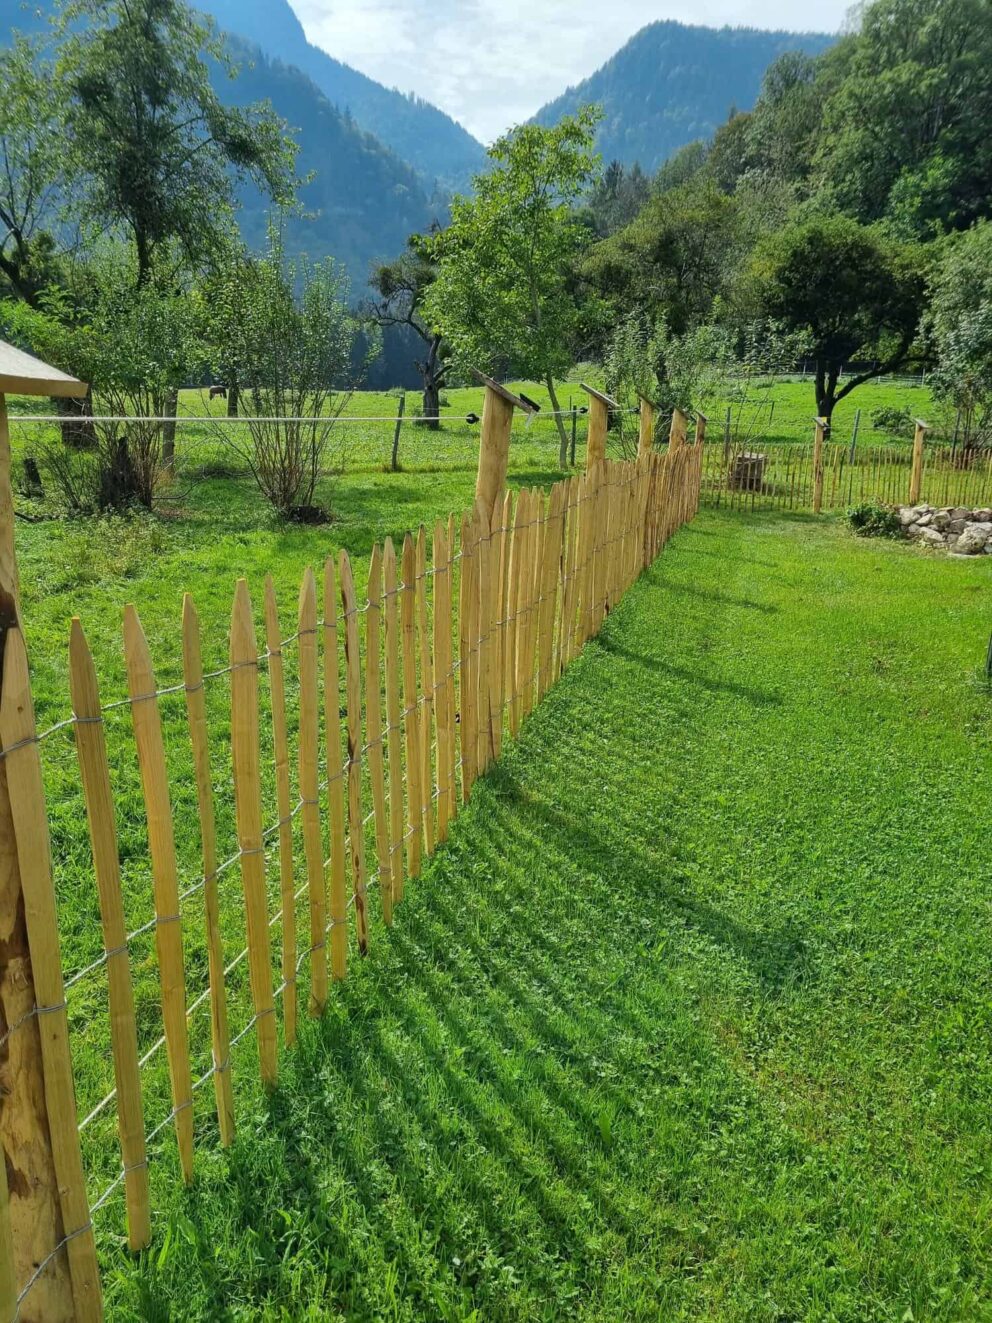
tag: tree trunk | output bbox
[391,393,405,471]
[161,388,179,471]
[545,375,569,468]
[814,360,839,436]
[420,335,443,430]
[56,389,97,450]
[227,381,240,418]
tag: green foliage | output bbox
[3,248,201,402]
[583,180,743,336]
[748,214,925,418]
[925,220,992,442]
[423,109,601,457]
[583,160,651,238]
[870,404,915,434]
[815,0,992,236]
[848,499,904,537]
[533,20,834,174]
[199,229,375,516]
[56,0,297,283]
[2,249,203,507]
[0,36,66,304]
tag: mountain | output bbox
[218,36,440,289]
[534,21,836,173]
[0,2,443,290]
[192,0,486,193]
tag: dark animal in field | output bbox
[209,385,228,401]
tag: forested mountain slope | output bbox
[534,20,835,171]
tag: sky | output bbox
[292,0,851,143]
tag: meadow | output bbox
[8,369,992,1319]
[80,505,992,1320]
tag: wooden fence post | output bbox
[1,628,103,1322]
[637,396,655,458]
[580,383,617,471]
[909,419,928,506]
[262,579,296,1050]
[669,408,689,453]
[812,417,827,514]
[181,595,235,1144]
[124,606,195,1182]
[69,622,150,1251]
[229,581,278,1090]
[695,413,707,447]
[297,568,328,1013]
[471,373,536,523]
[364,546,393,922]
[340,552,369,956]
[323,560,348,982]
[0,350,99,1321]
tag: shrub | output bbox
[870,404,914,435]
[848,500,903,538]
[202,232,374,518]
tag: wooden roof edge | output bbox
[0,339,87,398]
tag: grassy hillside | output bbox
[534,20,836,172]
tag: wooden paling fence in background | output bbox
[0,381,702,1322]
[700,419,992,514]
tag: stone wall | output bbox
[898,505,992,555]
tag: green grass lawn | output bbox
[73,504,992,1321]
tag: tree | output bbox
[1,246,203,508]
[582,180,743,336]
[747,214,926,424]
[422,109,601,467]
[0,38,67,307]
[201,229,376,517]
[369,231,448,429]
[57,0,297,285]
[925,221,992,444]
[585,159,650,237]
[814,0,992,236]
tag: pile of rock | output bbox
[898,504,992,554]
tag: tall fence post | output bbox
[0,347,103,1321]
[471,372,535,523]
[638,396,655,458]
[580,383,617,471]
[909,419,928,506]
[669,407,689,454]
[723,405,732,463]
[813,416,827,514]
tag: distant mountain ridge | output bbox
[534,20,836,172]
[0,0,445,290]
[192,0,486,193]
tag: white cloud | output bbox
[291,0,850,143]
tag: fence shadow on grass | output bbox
[595,635,784,710]
[126,675,807,1314]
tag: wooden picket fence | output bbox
[0,380,703,1322]
[700,424,992,514]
